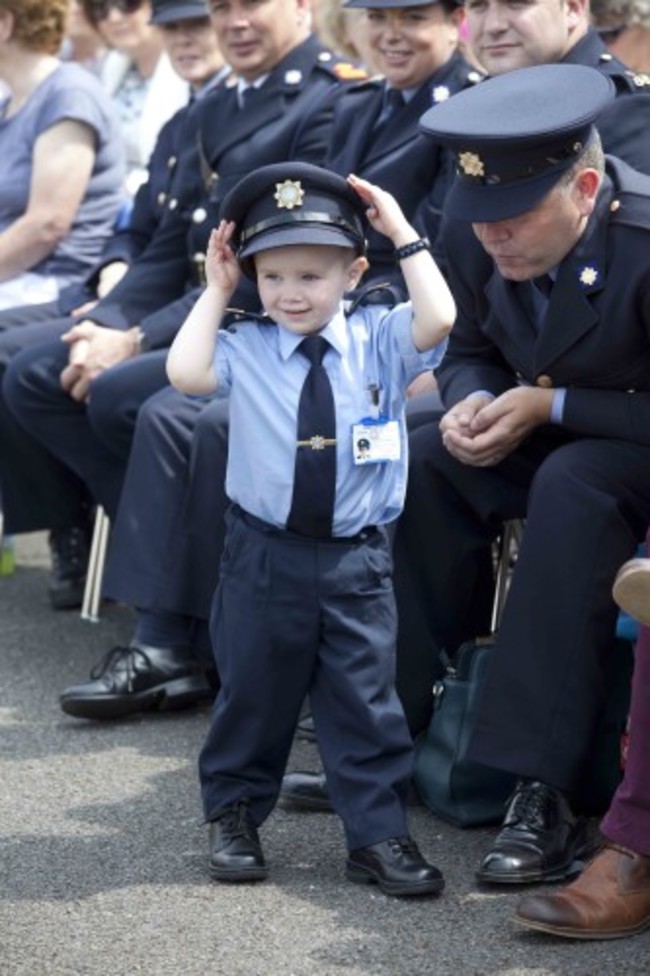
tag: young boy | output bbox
[167,162,455,896]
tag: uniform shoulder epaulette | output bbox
[316,50,369,82]
[222,308,273,331]
[345,281,406,314]
[607,159,650,230]
[343,73,385,93]
[608,193,650,231]
[598,53,650,93]
[626,70,650,90]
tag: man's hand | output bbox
[59,321,141,402]
[441,388,553,466]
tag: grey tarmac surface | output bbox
[1,534,648,976]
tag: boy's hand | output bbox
[206,220,241,295]
[348,173,418,248]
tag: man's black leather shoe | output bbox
[476,779,592,885]
[279,772,333,812]
[346,837,444,896]
[59,643,215,720]
[209,801,268,882]
[48,525,90,610]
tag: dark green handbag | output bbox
[412,634,634,828]
[413,637,516,828]
[411,517,634,828]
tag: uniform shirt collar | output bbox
[278,303,349,361]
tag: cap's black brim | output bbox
[239,226,363,259]
[444,164,574,222]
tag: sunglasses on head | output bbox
[92,0,143,20]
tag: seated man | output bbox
[390,62,650,887]
[515,550,650,939]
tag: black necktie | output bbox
[518,276,553,331]
[286,335,337,538]
[533,274,554,299]
[374,87,404,134]
[238,86,258,110]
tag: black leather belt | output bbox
[231,504,378,545]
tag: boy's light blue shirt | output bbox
[213,301,446,536]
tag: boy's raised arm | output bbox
[166,221,241,395]
[348,174,456,352]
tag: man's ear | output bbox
[347,255,369,289]
[565,0,588,33]
[573,167,601,217]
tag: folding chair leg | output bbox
[80,507,110,623]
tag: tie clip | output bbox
[297,436,337,450]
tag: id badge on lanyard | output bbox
[352,382,401,465]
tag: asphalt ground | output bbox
[1,534,648,976]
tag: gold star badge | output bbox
[458,151,485,178]
[274,179,305,210]
[579,266,599,287]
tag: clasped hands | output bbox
[440,386,554,467]
[59,321,141,402]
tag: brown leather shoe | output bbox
[612,558,650,627]
[514,844,650,939]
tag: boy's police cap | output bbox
[150,0,210,24]
[419,64,615,222]
[220,163,369,277]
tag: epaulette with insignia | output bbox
[607,159,650,230]
[342,73,384,94]
[629,71,650,89]
[223,308,273,331]
[315,48,369,81]
[608,194,650,231]
[604,63,650,94]
[329,60,369,82]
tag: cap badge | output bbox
[432,85,450,104]
[274,179,305,210]
[579,265,599,288]
[458,151,485,178]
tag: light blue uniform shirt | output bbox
[214,301,446,536]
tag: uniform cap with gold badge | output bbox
[220,162,369,279]
[149,0,210,23]
[419,64,615,222]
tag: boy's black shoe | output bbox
[346,837,444,896]
[209,802,268,882]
